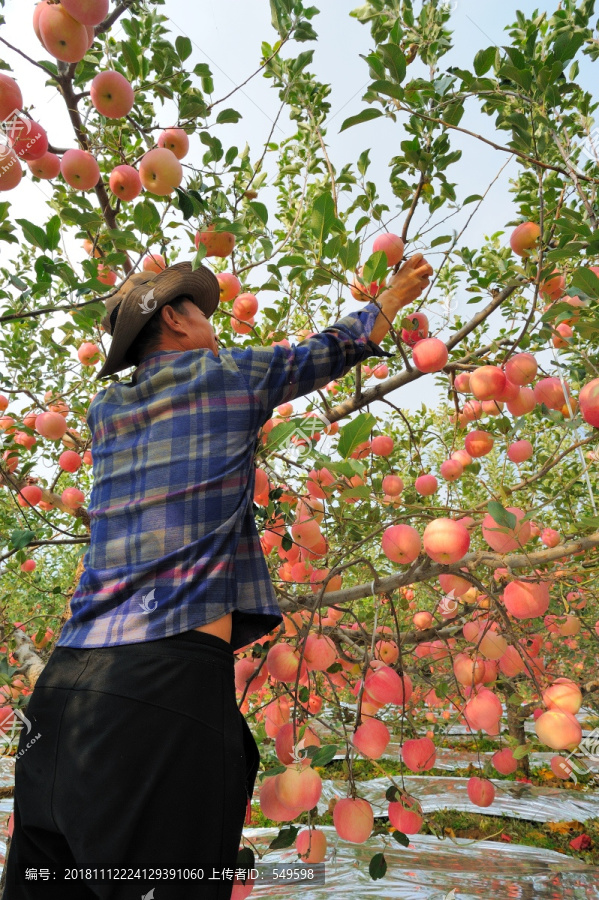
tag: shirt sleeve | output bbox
[232,301,395,417]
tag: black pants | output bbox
[3,630,260,899]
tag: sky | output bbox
[0,0,595,422]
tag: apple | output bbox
[540,269,566,301]
[20,559,37,573]
[505,352,537,385]
[440,458,463,482]
[108,164,142,201]
[350,266,385,301]
[141,253,166,274]
[61,487,85,510]
[553,322,573,349]
[195,225,236,258]
[39,2,89,62]
[90,70,135,118]
[139,148,183,196]
[158,128,189,160]
[415,474,437,495]
[580,378,599,427]
[464,430,494,458]
[233,293,259,321]
[423,518,470,564]
[469,366,506,401]
[35,411,67,440]
[97,264,117,286]
[78,342,101,365]
[510,222,540,257]
[381,525,421,564]
[401,311,429,346]
[216,272,241,302]
[412,337,448,373]
[7,118,48,161]
[0,74,23,122]
[59,450,82,473]
[27,151,61,180]
[0,150,22,191]
[60,0,109,26]
[61,149,100,191]
[371,435,394,456]
[507,439,533,463]
[372,232,404,266]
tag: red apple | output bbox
[139,148,183,196]
[0,74,23,122]
[77,342,100,365]
[61,149,100,191]
[0,150,22,191]
[195,225,236,258]
[108,164,142,201]
[7,118,48,161]
[510,222,540,257]
[91,70,135,118]
[412,338,448,373]
[39,2,89,62]
[142,253,166,273]
[27,151,61,180]
[216,272,241,302]
[60,0,109,26]
[373,232,404,266]
[158,128,189,160]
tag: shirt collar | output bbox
[131,349,183,384]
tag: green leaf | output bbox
[380,43,406,83]
[392,830,410,847]
[337,412,376,459]
[571,267,599,299]
[362,250,389,286]
[10,530,36,551]
[370,79,404,101]
[310,191,336,243]
[340,108,384,133]
[513,744,531,759]
[309,744,338,767]
[45,215,61,252]
[235,846,255,873]
[486,501,517,531]
[174,188,197,221]
[191,245,207,270]
[248,201,268,225]
[262,765,286,778]
[16,219,47,251]
[216,108,242,124]
[269,826,299,850]
[474,46,496,76]
[281,531,293,551]
[133,200,160,234]
[369,852,387,880]
[430,234,452,247]
[175,35,192,61]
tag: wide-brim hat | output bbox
[96,261,220,380]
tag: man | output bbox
[4,254,432,899]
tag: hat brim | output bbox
[96,261,220,380]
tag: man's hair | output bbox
[126,295,192,368]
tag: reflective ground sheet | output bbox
[316,776,599,822]
[241,827,599,899]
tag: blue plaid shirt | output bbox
[56,301,393,651]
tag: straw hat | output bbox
[96,261,220,380]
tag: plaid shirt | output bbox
[56,301,393,651]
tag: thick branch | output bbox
[283,530,599,611]
[325,281,520,423]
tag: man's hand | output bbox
[368,253,434,347]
